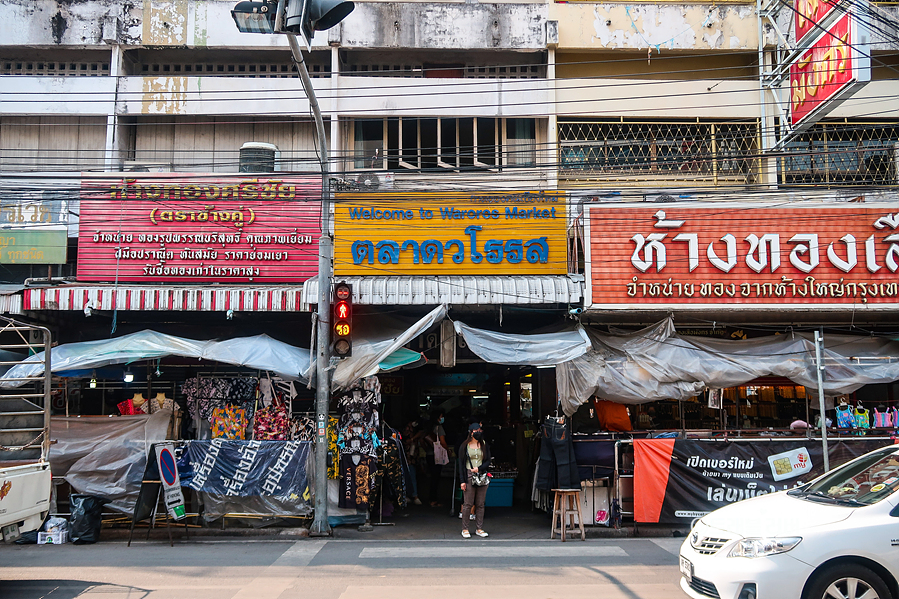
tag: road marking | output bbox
[359,546,627,558]
[338,583,674,599]
[230,540,326,599]
[650,538,685,556]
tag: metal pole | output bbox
[814,330,830,472]
[288,34,332,536]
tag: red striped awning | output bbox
[24,286,307,312]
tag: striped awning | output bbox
[23,286,307,312]
[302,276,583,308]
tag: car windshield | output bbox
[788,447,899,507]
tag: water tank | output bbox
[239,142,279,172]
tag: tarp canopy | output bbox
[453,320,592,366]
[330,304,446,389]
[0,330,311,385]
[557,318,899,416]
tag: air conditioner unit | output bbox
[353,172,394,190]
[240,142,281,173]
[122,161,170,173]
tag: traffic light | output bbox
[284,0,355,46]
[331,282,352,357]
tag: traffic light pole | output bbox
[287,33,332,537]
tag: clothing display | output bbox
[836,403,855,428]
[210,404,248,439]
[334,377,382,511]
[536,416,581,491]
[874,409,892,428]
[854,406,871,429]
[253,400,290,440]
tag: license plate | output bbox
[679,556,693,582]
[1,523,20,542]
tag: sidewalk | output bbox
[96,504,688,543]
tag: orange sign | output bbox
[585,205,899,309]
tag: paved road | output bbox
[1,538,684,599]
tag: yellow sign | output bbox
[334,191,567,276]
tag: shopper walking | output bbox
[458,422,491,538]
[425,411,449,507]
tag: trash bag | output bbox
[69,494,109,545]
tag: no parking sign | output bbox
[155,443,186,520]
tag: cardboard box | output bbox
[37,531,67,544]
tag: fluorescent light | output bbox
[123,369,134,383]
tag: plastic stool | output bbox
[551,489,585,541]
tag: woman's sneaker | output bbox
[475,530,488,538]
[461,530,471,538]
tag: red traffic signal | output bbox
[332,282,352,357]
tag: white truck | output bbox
[0,319,52,542]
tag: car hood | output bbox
[700,491,855,537]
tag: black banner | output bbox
[635,438,892,523]
[180,439,311,498]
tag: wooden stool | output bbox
[550,489,585,541]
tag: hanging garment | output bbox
[290,416,316,442]
[327,416,340,479]
[892,408,899,428]
[117,399,138,416]
[874,409,892,428]
[253,400,290,440]
[211,404,248,439]
[535,417,581,491]
[377,436,408,509]
[337,454,376,510]
[854,407,871,429]
[836,404,855,428]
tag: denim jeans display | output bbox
[536,417,581,490]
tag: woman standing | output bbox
[458,422,491,538]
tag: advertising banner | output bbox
[77,175,321,283]
[182,439,311,499]
[634,438,892,523]
[585,205,899,309]
[790,10,870,129]
[334,191,566,276]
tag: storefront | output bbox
[570,201,899,525]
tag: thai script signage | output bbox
[790,9,870,129]
[634,438,887,523]
[794,0,841,47]
[0,177,71,264]
[0,229,67,264]
[77,175,321,283]
[585,205,899,309]
[333,191,566,276]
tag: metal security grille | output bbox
[139,62,331,78]
[780,122,899,187]
[558,120,759,187]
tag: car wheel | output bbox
[807,564,893,599]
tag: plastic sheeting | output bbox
[330,304,446,389]
[556,319,899,416]
[452,321,592,366]
[49,411,171,513]
[1,331,311,386]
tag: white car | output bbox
[679,444,899,599]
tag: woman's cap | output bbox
[469,423,481,431]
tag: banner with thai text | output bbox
[333,191,566,276]
[634,438,890,523]
[586,204,899,308]
[77,175,321,283]
[181,439,311,499]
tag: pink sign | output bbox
[78,175,322,283]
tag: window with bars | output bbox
[558,120,758,185]
[780,123,898,187]
[352,117,535,171]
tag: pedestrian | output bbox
[458,422,491,538]
[424,411,449,507]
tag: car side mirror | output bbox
[889,504,899,518]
